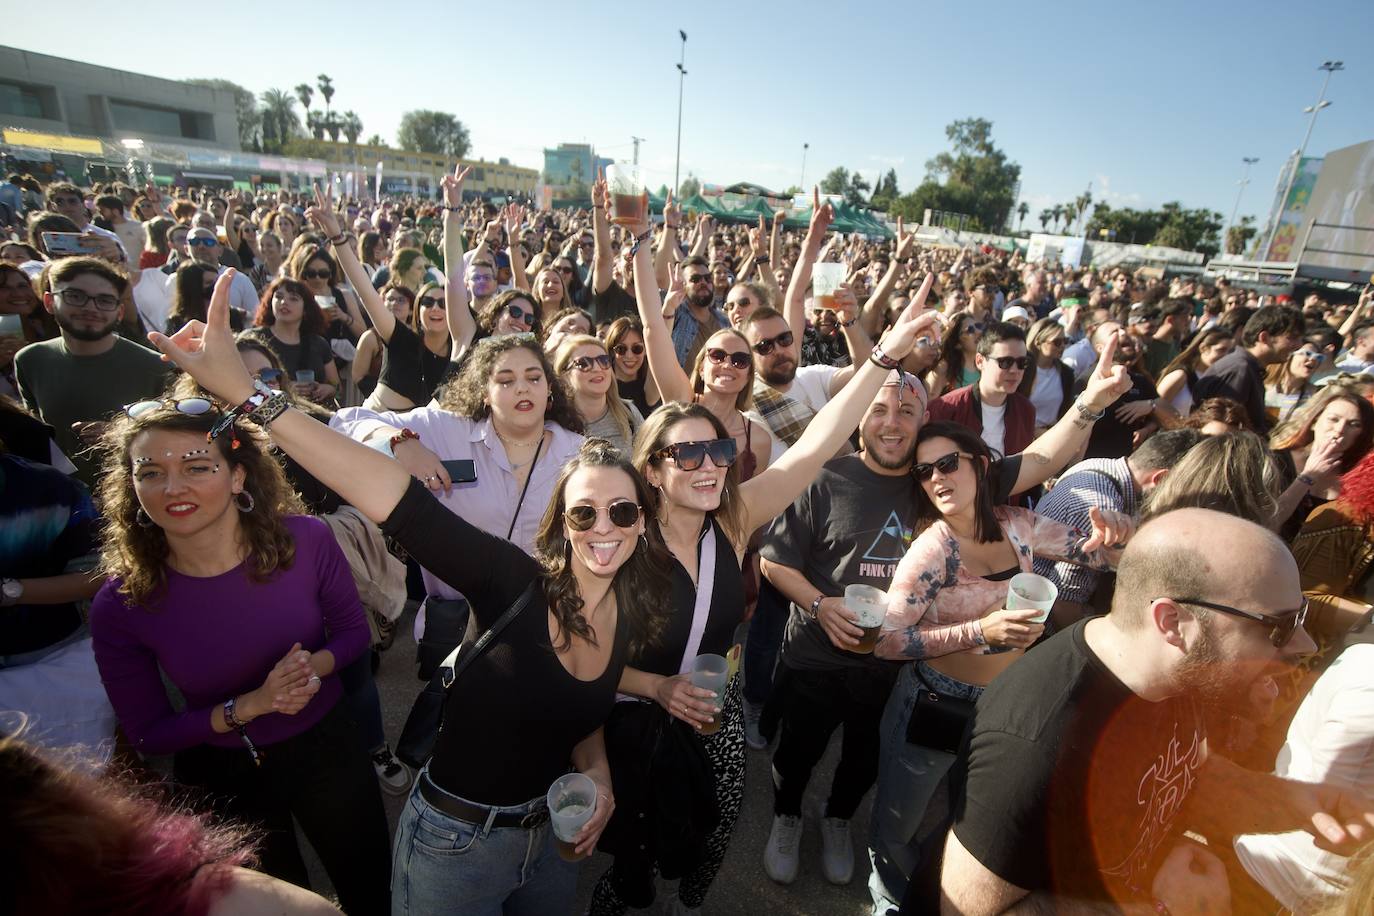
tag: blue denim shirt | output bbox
[671,304,728,366]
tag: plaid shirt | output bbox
[752,380,815,447]
[1031,457,1139,604]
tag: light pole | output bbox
[673,30,687,195]
[1263,60,1343,259]
[1226,156,1259,254]
[800,142,809,191]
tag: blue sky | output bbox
[8,0,1372,225]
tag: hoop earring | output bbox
[135,507,155,528]
[235,490,255,513]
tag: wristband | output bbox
[809,595,825,619]
[224,696,245,729]
[441,204,462,211]
[628,228,653,257]
[1072,398,1105,422]
[1297,473,1316,488]
[755,255,770,265]
[839,316,857,328]
[870,343,901,370]
[389,428,421,450]
[328,232,348,246]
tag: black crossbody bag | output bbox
[397,581,538,769]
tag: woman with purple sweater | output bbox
[88,399,390,915]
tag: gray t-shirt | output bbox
[763,452,1021,672]
[581,399,644,456]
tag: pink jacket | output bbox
[877,506,1116,660]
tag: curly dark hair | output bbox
[480,289,543,339]
[534,438,671,658]
[96,406,305,605]
[435,334,583,432]
[252,277,324,336]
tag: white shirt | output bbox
[980,399,1007,457]
[1234,644,1374,910]
[1063,337,1098,381]
[749,363,844,464]
[1028,366,1064,427]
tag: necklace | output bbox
[495,429,544,448]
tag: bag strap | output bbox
[676,524,718,674]
[506,433,545,541]
[440,581,538,689]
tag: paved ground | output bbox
[311,602,880,914]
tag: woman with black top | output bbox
[245,277,339,405]
[350,284,414,400]
[605,317,660,418]
[286,243,367,378]
[167,262,245,335]
[308,189,455,411]
[149,270,671,915]
[582,254,942,914]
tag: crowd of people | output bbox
[3,162,1374,916]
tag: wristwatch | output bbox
[1,578,23,607]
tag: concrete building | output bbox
[0,46,239,149]
[278,138,539,199]
[542,142,613,189]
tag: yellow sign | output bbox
[2,130,104,155]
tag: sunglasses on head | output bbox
[302,269,331,280]
[751,330,794,356]
[655,438,738,471]
[989,356,1030,371]
[914,451,973,481]
[613,342,645,357]
[706,348,751,370]
[565,500,642,532]
[1170,596,1309,648]
[124,397,217,419]
[569,354,612,372]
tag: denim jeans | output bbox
[391,769,578,916]
[742,579,789,707]
[868,663,983,915]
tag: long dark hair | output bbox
[534,439,670,658]
[253,276,325,336]
[937,313,979,393]
[166,261,217,330]
[435,334,583,432]
[604,316,647,382]
[913,421,1003,543]
[632,402,748,551]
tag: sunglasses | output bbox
[124,397,217,419]
[655,438,738,471]
[1294,349,1326,363]
[569,354,612,372]
[706,348,751,370]
[612,343,645,357]
[727,297,753,310]
[419,295,445,309]
[989,356,1030,371]
[302,269,332,280]
[1170,596,1309,648]
[914,451,973,481]
[564,500,642,532]
[751,330,794,356]
[556,266,575,274]
[962,321,986,335]
[506,304,532,324]
[187,237,219,247]
[687,274,712,285]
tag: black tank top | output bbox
[634,517,743,674]
[377,321,453,404]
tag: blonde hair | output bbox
[553,334,636,445]
[1311,839,1374,915]
[1141,431,1281,528]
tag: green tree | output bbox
[820,167,850,196]
[294,83,314,114]
[781,185,803,197]
[317,74,335,115]
[678,174,701,198]
[1039,209,1051,231]
[1016,201,1029,231]
[365,133,387,148]
[890,118,1020,232]
[1225,215,1257,256]
[396,110,471,158]
[870,168,900,211]
[656,184,670,199]
[1085,202,1223,255]
[323,113,343,143]
[819,167,872,208]
[342,112,363,145]
[258,88,299,152]
[185,79,260,149]
[306,110,326,141]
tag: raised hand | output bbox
[894,216,915,261]
[806,186,835,244]
[1081,331,1132,411]
[503,203,526,238]
[441,163,473,208]
[592,171,608,211]
[749,216,767,258]
[307,184,342,238]
[662,191,681,230]
[147,270,256,405]
[1082,506,1134,553]
[875,273,939,359]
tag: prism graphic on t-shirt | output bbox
[858,510,913,579]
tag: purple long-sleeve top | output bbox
[90,516,369,756]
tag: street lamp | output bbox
[1263,60,1343,259]
[800,142,809,191]
[1226,156,1259,254]
[673,30,687,195]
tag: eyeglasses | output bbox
[751,330,794,356]
[124,397,216,419]
[302,269,332,280]
[419,295,445,309]
[1045,337,1067,348]
[989,356,1030,371]
[706,348,751,370]
[687,274,711,285]
[612,343,645,357]
[655,438,738,471]
[569,354,612,372]
[1294,349,1326,363]
[914,451,973,481]
[1168,596,1310,648]
[55,288,121,312]
[187,237,219,247]
[564,500,642,531]
[506,304,532,324]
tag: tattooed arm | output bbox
[876,526,985,660]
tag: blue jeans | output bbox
[391,770,578,916]
[743,579,789,707]
[868,663,983,915]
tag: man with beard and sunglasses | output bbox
[927,321,1036,461]
[921,509,1374,916]
[13,257,172,486]
[664,254,728,370]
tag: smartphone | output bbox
[41,232,90,256]
[0,313,22,336]
[441,459,477,484]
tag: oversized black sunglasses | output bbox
[565,500,642,531]
[990,356,1030,371]
[655,438,738,472]
[613,343,645,357]
[1170,596,1310,648]
[569,354,612,372]
[706,348,751,370]
[914,451,973,481]
[751,330,794,356]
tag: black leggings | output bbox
[173,701,392,915]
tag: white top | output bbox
[1028,365,1064,427]
[1234,644,1374,910]
[980,399,1007,457]
[786,363,842,413]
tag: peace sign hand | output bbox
[441,164,473,208]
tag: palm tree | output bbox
[1051,205,1065,233]
[1063,202,1079,234]
[306,111,326,141]
[317,75,335,116]
[323,113,342,144]
[294,83,313,113]
[1039,209,1052,232]
[259,89,298,150]
[342,112,362,145]
[1016,201,1029,232]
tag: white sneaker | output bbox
[743,699,766,750]
[764,814,804,884]
[371,744,412,796]
[820,817,854,885]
